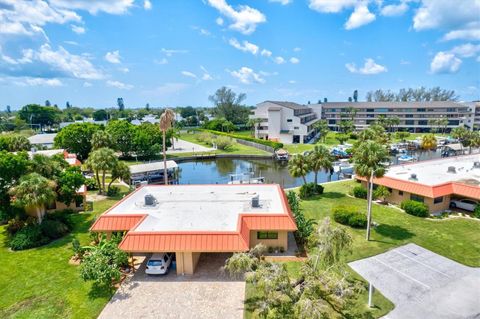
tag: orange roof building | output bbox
[357,154,480,213]
[91,184,297,274]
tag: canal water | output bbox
[176,150,444,188]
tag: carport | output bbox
[349,244,480,319]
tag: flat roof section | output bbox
[28,133,57,144]
[385,154,480,186]
[129,161,178,174]
[106,184,286,232]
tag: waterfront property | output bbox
[321,101,477,133]
[128,161,179,185]
[91,184,297,275]
[358,154,480,213]
[250,101,322,144]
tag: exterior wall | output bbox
[249,230,288,250]
[268,109,282,140]
[175,252,202,275]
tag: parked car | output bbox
[145,253,173,275]
[450,199,478,212]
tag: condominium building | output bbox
[321,101,476,133]
[251,101,322,144]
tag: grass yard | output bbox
[0,192,129,319]
[301,180,480,266]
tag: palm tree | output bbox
[288,154,311,185]
[313,120,329,143]
[352,141,389,241]
[421,134,437,151]
[308,145,333,185]
[159,109,175,184]
[167,127,181,150]
[9,173,56,223]
[85,147,117,194]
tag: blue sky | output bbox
[0,0,479,109]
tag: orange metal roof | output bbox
[90,214,147,231]
[359,176,480,199]
[92,184,298,253]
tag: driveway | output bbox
[98,253,245,319]
[167,139,214,154]
[349,244,480,319]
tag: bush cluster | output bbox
[195,132,233,150]
[299,183,324,199]
[352,185,368,199]
[473,205,480,219]
[332,206,367,228]
[214,136,233,150]
[199,129,283,150]
[401,200,429,217]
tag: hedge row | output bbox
[198,129,284,150]
[400,200,429,217]
[332,205,367,228]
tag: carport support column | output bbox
[368,282,375,308]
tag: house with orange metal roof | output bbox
[91,184,297,275]
[358,154,480,213]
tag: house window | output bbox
[410,194,424,203]
[398,190,404,196]
[328,120,336,125]
[434,197,443,204]
[257,231,278,240]
[287,119,293,123]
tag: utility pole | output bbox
[368,283,375,307]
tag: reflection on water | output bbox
[177,150,445,188]
[178,158,340,188]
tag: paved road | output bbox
[167,139,214,154]
[98,253,245,319]
[349,244,480,319]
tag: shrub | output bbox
[46,209,75,228]
[332,206,367,228]
[215,136,233,150]
[85,178,98,190]
[299,183,324,199]
[473,205,480,219]
[196,132,214,145]
[10,224,49,250]
[6,218,25,235]
[107,186,120,197]
[198,129,283,150]
[41,220,69,239]
[401,200,429,217]
[352,185,368,199]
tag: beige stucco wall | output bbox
[175,252,202,275]
[249,231,288,250]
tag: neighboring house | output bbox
[321,101,476,133]
[357,154,480,213]
[250,101,322,144]
[131,115,160,126]
[28,133,57,149]
[91,184,297,275]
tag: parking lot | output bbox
[98,253,245,319]
[349,244,480,319]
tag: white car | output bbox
[145,253,173,275]
[450,199,478,212]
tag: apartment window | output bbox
[366,114,375,118]
[287,119,293,123]
[417,108,426,112]
[448,120,460,125]
[447,108,456,112]
[376,108,388,112]
[257,232,278,240]
[405,120,414,125]
[328,120,336,125]
[434,197,443,204]
[294,126,299,129]
[405,114,413,118]
[410,194,424,203]
[366,108,374,112]
[398,190,404,196]
[418,120,428,125]
[366,120,376,124]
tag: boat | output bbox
[228,172,265,184]
[333,159,354,174]
[275,148,289,161]
[397,154,416,163]
[330,148,350,159]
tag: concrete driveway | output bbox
[167,139,214,154]
[98,253,245,319]
[349,244,480,319]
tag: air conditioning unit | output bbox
[473,161,480,169]
[447,166,456,173]
[144,194,157,206]
[251,195,260,208]
[409,174,417,181]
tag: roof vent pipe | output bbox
[409,173,417,181]
[144,194,157,206]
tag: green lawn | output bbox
[0,193,129,319]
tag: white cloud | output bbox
[83,81,92,87]
[269,0,292,5]
[274,56,286,64]
[206,0,266,34]
[230,66,265,84]
[308,0,358,13]
[118,67,129,73]
[201,66,213,80]
[293,47,301,52]
[290,57,300,64]
[105,50,121,64]
[413,0,480,41]
[345,4,375,30]
[106,80,133,90]
[450,43,480,58]
[430,52,462,74]
[16,77,63,87]
[143,0,152,10]
[261,49,272,57]
[181,71,197,79]
[161,48,188,57]
[71,25,85,34]
[380,1,408,16]
[289,80,296,84]
[345,58,387,74]
[216,17,224,25]
[49,0,135,15]
[228,38,259,55]
[154,58,168,65]
[64,40,79,45]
